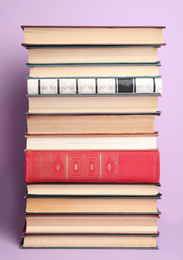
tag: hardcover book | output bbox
[20,233,159,249]
[27,95,159,113]
[27,77,162,95]
[24,214,159,234]
[25,133,158,150]
[26,183,160,196]
[28,62,160,77]
[25,150,160,183]
[27,113,159,134]
[25,45,160,64]
[21,25,165,45]
[25,195,161,214]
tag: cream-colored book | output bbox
[28,95,159,113]
[25,133,158,150]
[22,26,165,45]
[25,215,158,234]
[28,64,160,77]
[27,184,159,196]
[27,46,159,64]
[21,234,158,248]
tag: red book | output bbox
[25,150,159,183]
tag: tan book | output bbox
[21,234,158,249]
[25,215,158,234]
[28,95,159,113]
[27,114,157,134]
[25,197,159,214]
[21,26,165,45]
[28,63,160,77]
[27,46,159,64]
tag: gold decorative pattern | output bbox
[66,155,68,180]
[100,153,102,180]
[56,163,60,171]
[108,164,111,171]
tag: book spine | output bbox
[27,77,162,95]
[25,150,159,183]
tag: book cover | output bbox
[25,150,160,183]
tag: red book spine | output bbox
[25,150,159,183]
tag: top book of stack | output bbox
[21,26,166,46]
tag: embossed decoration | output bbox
[52,155,65,177]
[97,78,115,93]
[108,164,111,171]
[59,79,76,94]
[104,155,116,177]
[84,154,100,180]
[78,79,95,94]
[40,79,57,94]
[68,154,82,180]
[136,78,153,93]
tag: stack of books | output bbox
[20,26,165,249]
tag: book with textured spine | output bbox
[25,150,160,183]
[27,77,162,95]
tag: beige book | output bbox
[28,96,159,113]
[27,184,159,196]
[25,133,158,150]
[22,26,165,45]
[27,46,158,64]
[25,215,158,234]
[21,234,158,248]
[27,114,156,134]
[25,197,158,214]
[29,64,160,77]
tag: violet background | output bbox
[0,0,183,258]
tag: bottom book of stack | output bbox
[21,184,161,249]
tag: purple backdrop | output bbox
[1,0,183,258]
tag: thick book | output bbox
[27,113,159,134]
[24,214,159,234]
[20,233,159,249]
[25,150,160,183]
[27,77,162,95]
[26,184,160,196]
[25,133,158,150]
[28,62,160,77]
[25,195,161,214]
[21,25,165,45]
[25,45,160,64]
[27,95,159,113]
